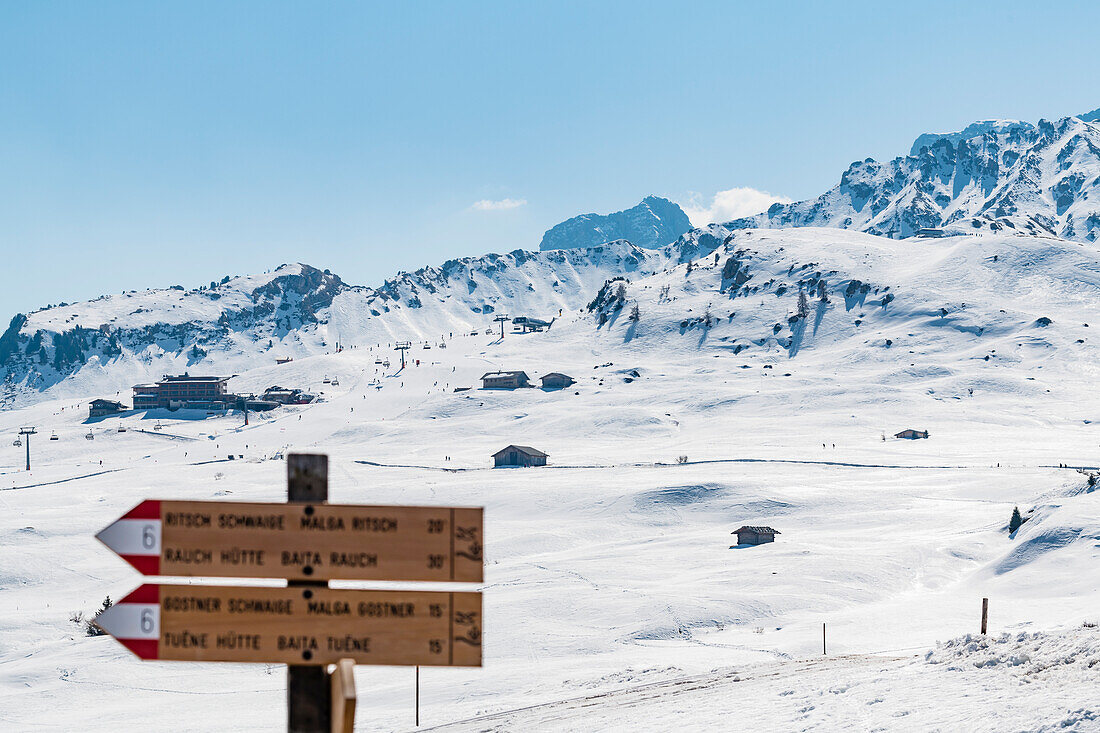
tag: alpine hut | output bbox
[492,445,548,468]
[539,373,575,389]
[732,526,780,546]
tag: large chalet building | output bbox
[132,374,232,411]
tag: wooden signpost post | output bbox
[94,453,484,732]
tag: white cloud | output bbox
[679,187,793,227]
[471,198,527,211]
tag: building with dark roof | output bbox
[89,399,126,418]
[263,386,316,405]
[132,373,231,410]
[732,526,780,546]
[481,371,531,389]
[493,445,548,468]
[540,372,575,389]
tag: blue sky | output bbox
[1,1,1098,319]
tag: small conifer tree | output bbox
[1009,506,1023,533]
[797,291,810,319]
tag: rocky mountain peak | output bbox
[539,195,693,251]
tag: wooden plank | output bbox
[330,659,356,733]
[96,499,484,582]
[94,584,483,667]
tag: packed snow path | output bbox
[426,629,1100,732]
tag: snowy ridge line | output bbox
[419,655,909,731]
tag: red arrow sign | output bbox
[95,500,163,575]
[94,584,161,660]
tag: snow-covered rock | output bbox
[726,114,1100,242]
[539,195,693,251]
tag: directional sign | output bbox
[95,584,483,667]
[96,500,483,582]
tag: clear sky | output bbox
[2,0,1098,320]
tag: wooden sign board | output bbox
[95,584,482,667]
[96,500,483,582]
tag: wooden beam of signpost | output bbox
[289,454,331,733]
[330,659,356,733]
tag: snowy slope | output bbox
[1,227,1098,731]
[430,629,1100,731]
[728,114,1100,241]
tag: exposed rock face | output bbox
[539,196,693,251]
[725,115,1100,242]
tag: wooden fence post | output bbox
[981,598,989,635]
[288,454,331,733]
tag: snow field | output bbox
[1,228,1099,729]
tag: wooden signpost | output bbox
[94,453,484,732]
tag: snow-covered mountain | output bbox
[4,225,1099,731]
[0,244,685,406]
[727,113,1100,241]
[539,195,693,251]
